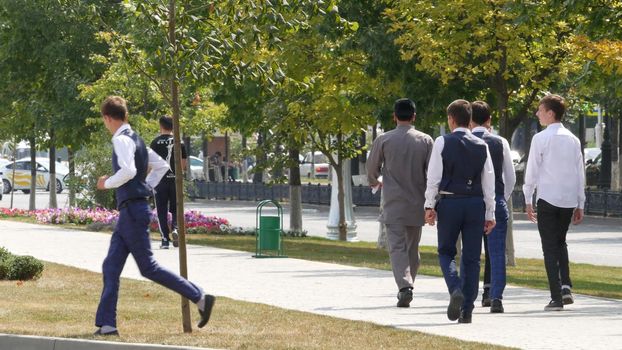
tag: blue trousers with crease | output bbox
[436,196,485,314]
[483,195,509,299]
[95,200,203,328]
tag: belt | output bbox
[118,197,149,209]
[439,194,481,199]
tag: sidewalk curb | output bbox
[0,333,217,350]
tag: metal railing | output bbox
[188,181,622,217]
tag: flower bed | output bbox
[149,210,230,234]
[33,207,118,226]
[0,208,30,218]
[1,207,230,234]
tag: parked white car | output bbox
[1,158,68,194]
[189,156,207,181]
[299,151,330,179]
[584,147,601,165]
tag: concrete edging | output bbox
[0,333,216,350]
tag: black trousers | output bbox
[537,199,574,301]
[154,178,177,240]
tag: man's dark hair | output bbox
[539,94,566,121]
[100,96,128,121]
[159,115,173,131]
[394,98,416,121]
[447,99,472,127]
[471,101,491,125]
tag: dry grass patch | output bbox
[0,262,510,350]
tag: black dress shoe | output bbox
[197,294,216,328]
[458,310,472,323]
[447,289,464,321]
[397,288,413,308]
[490,299,504,313]
[93,328,119,336]
[544,299,563,311]
[481,288,491,307]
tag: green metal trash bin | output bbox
[254,199,287,258]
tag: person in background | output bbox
[150,115,187,249]
[367,98,434,308]
[523,94,585,311]
[470,101,516,313]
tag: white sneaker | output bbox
[171,229,179,248]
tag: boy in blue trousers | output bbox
[94,96,214,335]
[424,99,496,323]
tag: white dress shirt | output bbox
[523,123,585,209]
[424,127,496,220]
[104,124,170,190]
[472,126,516,201]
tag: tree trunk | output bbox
[9,138,17,209]
[202,132,209,182]
[618,110,622,191]
[183,134,191,181]
[49,128,58,209]
[168,0,192,333]
[241,135,248,183]
[224,131,230,181]
[335,160,347,241]
[253,133,264,183]
[491,48,511,140]
[358,131,367,176]
[610,115,619,190]
[68,147,76,207]
[506,200,516,266]
[29,136,36,211]
[288,148,303,233]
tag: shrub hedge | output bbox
[0,246,44,281]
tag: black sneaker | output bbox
[197,294,216,328]
[447,289,464,321]
[490,299,504,313]
[544,299,563,311]
[481,288,491,307]
[458,310,472,323]
[171,229,179,248]
[561,288,574,305]
[397,288,413,308]
[160,239,170,249]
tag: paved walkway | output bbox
[1,220,621,350]
[185,199,622,267]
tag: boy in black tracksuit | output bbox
[150,115,187,249]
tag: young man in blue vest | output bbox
[94,96,214,335]
[470,101,516,313]
[425,99,496,323]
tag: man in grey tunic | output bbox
[367,98,434,307]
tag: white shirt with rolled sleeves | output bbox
[471,126,516,201]
[424,127,497,221]
[522,122,585,209]
[104,123,170,190]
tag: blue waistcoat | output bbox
[112,129,151,208]
[440,131,487,196]
[473,131,505,197]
